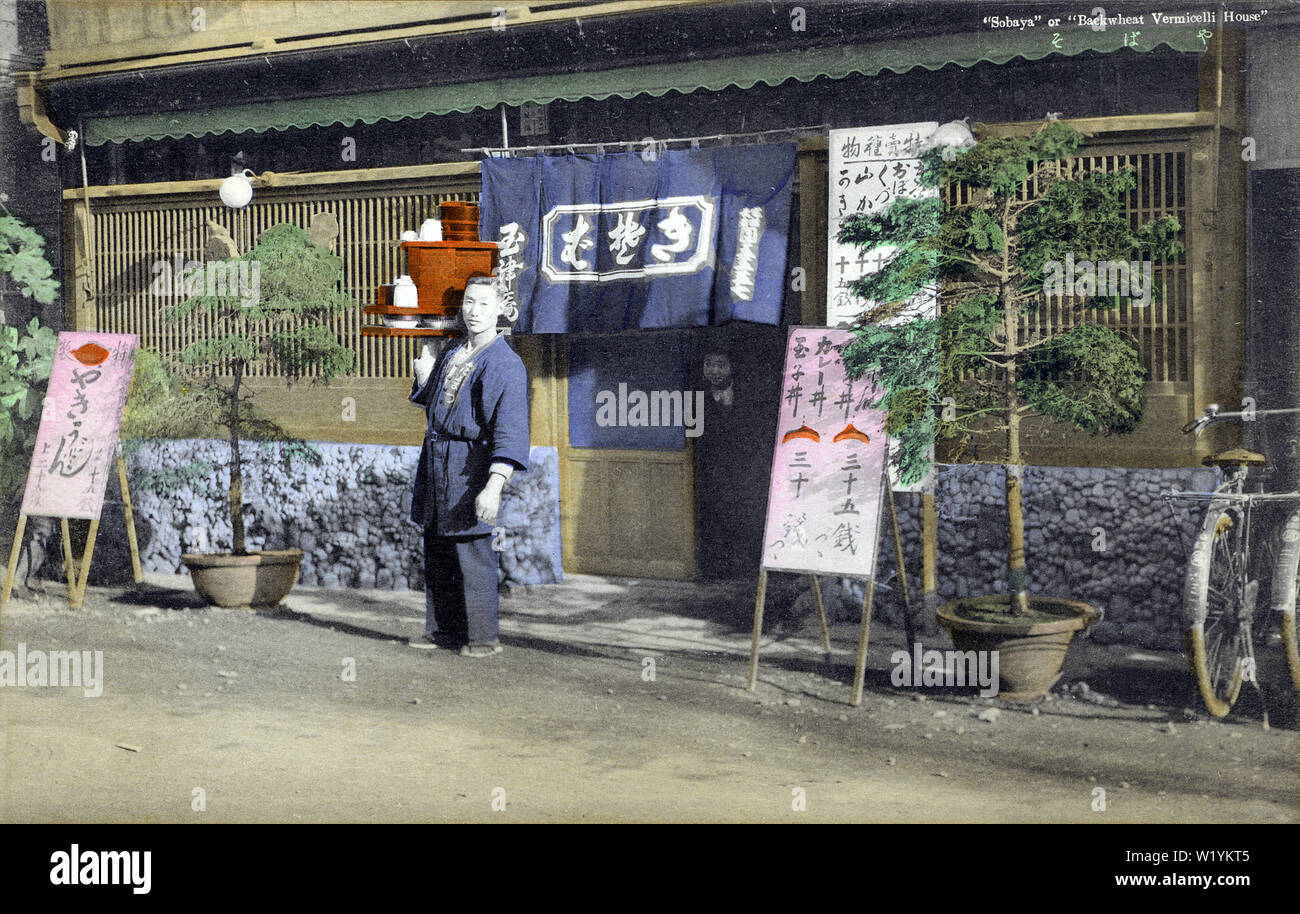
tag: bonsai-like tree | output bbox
[164,223,355,556]
[839,120,1184,616]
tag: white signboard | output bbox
[827,122,941,492]
[826,122,939,329]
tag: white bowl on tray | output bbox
[419,316,459,330]
[384,316,421,329]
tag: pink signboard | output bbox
[761,327,888,577]
[19,332,139,520]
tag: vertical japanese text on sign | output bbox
[761,327,889,577]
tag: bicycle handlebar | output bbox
[1183,403,1300,435]
[1183,403,1220,435]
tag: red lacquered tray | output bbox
[361,326,462,338]
[361,304,462,338]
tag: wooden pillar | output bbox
[1190,28,1247,464]
[797,138,828,326]
[65,199,96,331]
[921,489,939,628]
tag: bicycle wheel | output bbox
[1271,509,1300,695]
[1184,502,1249,717]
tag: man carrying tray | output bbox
[407,275,529,657]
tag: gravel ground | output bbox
[0,572,1295,823]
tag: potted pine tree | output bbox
[839,120,1184,698]
[167,223,354,609]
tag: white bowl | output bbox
[419,317,458,330]
[384,316,420,329]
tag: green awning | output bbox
[85,25,1211,146]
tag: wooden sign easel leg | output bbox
[849,472,891,707]
[886,483,916,652]
[746,567,768,691]
[8,452,141,615]
[59,517,100,610]
[809,574,832,655]
[116,453,143,583]
[73,519,100,609]
[0,514,28,623]
[850,575,878,707]
[59,518,77,598]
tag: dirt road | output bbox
[1,574,1296,823]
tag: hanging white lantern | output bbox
[219,169,255,209]
[927,118,976,158]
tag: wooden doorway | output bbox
[515,335,695,579]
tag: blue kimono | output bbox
[409,334,530,536]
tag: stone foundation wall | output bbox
[770,464,1220,650]
[31,440,562,591]
[26,448,1229,649]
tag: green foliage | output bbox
[940,208,1005,260]
[938,294,999,378]
[0,215,60,305]
[835,119,1187,616]
[0,318,57,499]
[838,196,943,248]
[120,347,222,442]
[0,213,61,513]
[1017,325,1147,435]
[175,333,259,368]
[848,245,938,314]
[121,345,325,508]
[152,224,351,546]
[917,147,946,188]
[838,197,943,314]
[946,137,1036,200]
[1026,119,1087,160]
[842,320,939,412]
[1017,169,1185,299]
[841,319,939,486]
[168,223,355,383]
[839,119,1185,485]
[1135,214,1185,254]
[267,324,356,379]
[937,120,1084,198]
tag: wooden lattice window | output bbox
[82,177,478,380]
[944,140,1190,385]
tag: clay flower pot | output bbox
[180,549,304,610]
[937,595,1099,700]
